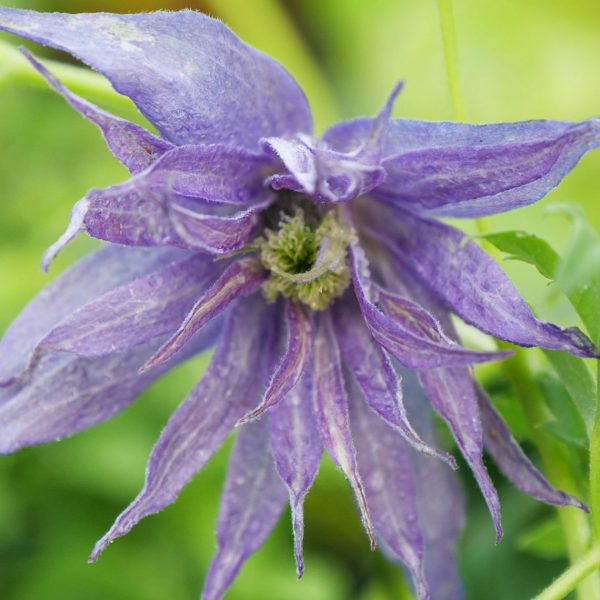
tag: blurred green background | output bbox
[0,1,599,599]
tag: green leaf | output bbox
[476,230,559,279]
[546,203,600,345]
[543,350,596,435]
[537,373,589,448]
[517,515,567,559]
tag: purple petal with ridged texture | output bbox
[0,9,312,148]
[348,374,428,600]
[202,419,288,600]
[268,368,322,578]
[418,367,503,542]
[34,253,221,361]
[22,49,172,174]
[263,135,385,203]
[477,386,587,510]
[325,117,600,217]
[239,301,313,424]
[402,369,465,600]
[332,296,457,468]
[0,246,186,386]
[361,203,598,358]
[43,145,273,265]
[168,192,273,255]
[90,295,274,562]
[0,324,220,454]
[350,243,511,368]
[141,257,265,373]
[312,311,376,549]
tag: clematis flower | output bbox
[0,8,599,600]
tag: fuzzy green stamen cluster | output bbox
[258,208,353,311]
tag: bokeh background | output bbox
[1,1,599,599]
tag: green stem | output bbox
[436,0,466,121]
[590,362,600,541]
[532,546,600,600]
[0,39,134,112]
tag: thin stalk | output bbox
[590,362,600,541]
[0,39,134,112]
[436,0,466,121]
[532,546,600,600]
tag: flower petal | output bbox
[0,328,218,455]
[263,135,385,203]
[349,374,428,600]
[239,301,313,424]
[22,49,172,174]
[418,367,503,542]
[268,368,322,578]
[33,253,220,361]
[202,419,288,600]
[90,295,274,561]
[350,243,511,368]
[312,311,376,549]
[332,296,457,468]
[326,117,600,217]
[0,8,312,147]
[402,369,465,600]
[363,204,598,358]
[477,386,587,510]
[44,145,273,264]
[0,245,185,385]
[140,257,265,373]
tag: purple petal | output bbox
[168,192,272,255]
[90,295,275,561]
[348,374,428,600]
[350,243,511,368]
[21,49,172,174]
[239,301,313,424]
[0,245,185,385]
[418,367,503,542]
[477,386,587,510]
[332,296,457,468]
[0,326,218,455]
[402,369,465,600]
[362,203,598,358]
[326,117,600,217]
[45,145,273,263]
[141,257,265,373]
[263,135,385,203]
[0,9,312,148]
[268,369,322,578]
[202,419,287,600]
[34,253,220,361]
[312,311,376,549]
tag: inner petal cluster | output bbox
[257,204,353,310]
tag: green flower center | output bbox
[257,206,353,311]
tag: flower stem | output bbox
[532,546,600,600]
[590,362,600,540]
[0,39,134,112]
[436,0,466,121]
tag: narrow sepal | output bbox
[239,301,313,424]
[312,311,376,549]
[333,297,457,467]
[90,296,274,561]
[201,419,288,600]
[268,369,322,578]
[140,257,265,373]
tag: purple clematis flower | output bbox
[0,8,599,600]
